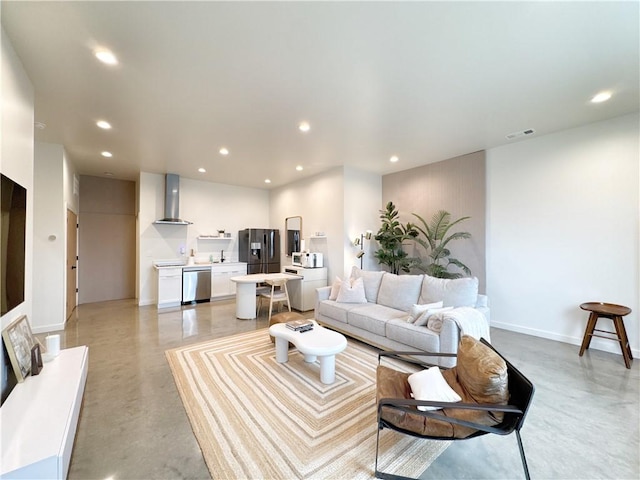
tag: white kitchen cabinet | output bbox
[211,263,247,299]
[157,267,182,308]
[282,266,328,311]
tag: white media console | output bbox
[1,346,88,479]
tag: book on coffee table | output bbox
[286,319,314,332]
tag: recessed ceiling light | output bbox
[390,155,399,163]
[101,151,113,158]
[219,147,229,155]
[591,91,612,103]
[103,172,114,176]
[198,168,206,173]
[96,120,112,129]
[298,122,310,133]
[94,49,118,65]
[264,179,271,184]
[296,165,303,171]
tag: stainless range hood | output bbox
[153,174,193,225]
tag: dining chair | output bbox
[258,278,291,321]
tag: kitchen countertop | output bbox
[153,261,246,270]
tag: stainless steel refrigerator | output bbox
[238,228,281,274]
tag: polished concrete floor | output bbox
[55,299,638,480]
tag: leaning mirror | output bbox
[285,216,302,256]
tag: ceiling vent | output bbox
[506,128,536,140]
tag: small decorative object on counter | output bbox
[188,249,196,265]
[218,229,225,238]
[31,344,43,375]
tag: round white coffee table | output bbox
[268,322,347,384]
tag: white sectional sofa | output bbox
[315,267,490,367]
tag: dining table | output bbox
[230,272,302,319]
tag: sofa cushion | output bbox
[348,304,406,337]
[386,319,440,352]
[377,273,423,312]
[336,277,367,304]
[316,300,365,324]
[419,275,479,307]
[350,267,385,302]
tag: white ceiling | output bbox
[2,1,638,189]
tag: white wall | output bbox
[1,27,34,397]
[487,113,639,356]
[1,28,34,327]
[138,172,270,305]
[270,166,381,281]
[270,167,345,281]
[33,143,64,332]
[343,166,382,276]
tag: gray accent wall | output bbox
[79,176,136,304]
[382,150,486,292]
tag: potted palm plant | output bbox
[413,210,472,278]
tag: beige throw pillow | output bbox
[329,277,342,300]
[414,306,454,327]
[336,277,367,304]
[407,301,444,323]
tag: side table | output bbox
[579,302,633,369]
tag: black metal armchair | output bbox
[375,336,534,480]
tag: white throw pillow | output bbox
[407,301,444,323]
[336,277,367,304]
[329,277,342,300]
[413,306,454,327]
[407,366,462,411]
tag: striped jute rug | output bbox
[166,329,449,479]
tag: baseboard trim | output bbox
[492,321,639,358]
[31,322,65,334]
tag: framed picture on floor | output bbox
[2,315,36,382]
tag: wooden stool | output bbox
[579,302,633,369]
[268,311,305,343]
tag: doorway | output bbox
[66,209,78,318]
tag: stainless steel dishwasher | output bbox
[182,266,211,304]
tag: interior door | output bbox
[66,209,78,319]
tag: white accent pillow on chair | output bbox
[408,366,462,411]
